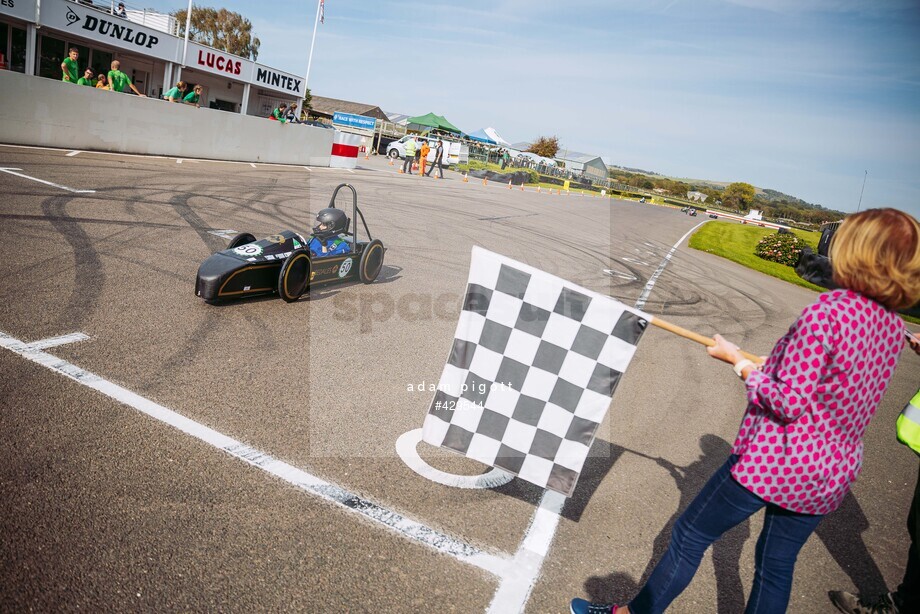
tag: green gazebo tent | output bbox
[406,112,462,134]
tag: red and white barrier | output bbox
[330,132,362,169]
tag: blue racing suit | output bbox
[309,235,351,257]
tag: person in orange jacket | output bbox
[419,141,430,177]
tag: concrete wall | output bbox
[0,71,333,166]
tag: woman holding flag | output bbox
[572,208,920,614]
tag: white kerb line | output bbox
[0,168,95,194]
[634,220,708,310]
[66,150,81,157]
[0,329,509,579]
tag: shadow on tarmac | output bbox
[580,435,887,610]
[815,491,889,595]
[583,435,748,612]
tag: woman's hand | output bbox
[707,334,745,365]
[908,332,920,356]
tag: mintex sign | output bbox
[0,0,37,23]
[187,42,253,81]
[40,0,178,61]
[254,65,302,96]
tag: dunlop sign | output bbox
[41,0,179,62]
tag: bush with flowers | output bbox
[754,232,803,266]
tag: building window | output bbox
[0,23,25,72]
[92,49,112,78]
[10,26,26,73]
[38,35,66,80]
[0,24,7,69]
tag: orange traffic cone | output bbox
[537,186,541,193]
[520,183,524,191]
[398,167,404,174]
[483,178,488,186]
[388,158,394,166]
[508,180,512,189]
[463,173,468,183]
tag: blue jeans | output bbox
[630,456,823,614]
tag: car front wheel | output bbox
[278,249,311,302]
[388,149,399,159]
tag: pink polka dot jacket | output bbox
[731,289,905,515]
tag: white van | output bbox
[386,135,464,167]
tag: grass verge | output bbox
[689,221,825,292]
[689,221,920,324]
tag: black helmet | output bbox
[313,207,348,240]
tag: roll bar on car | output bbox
[327,183,373,243]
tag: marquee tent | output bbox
[406,112,462,134]
[466,128,497,145]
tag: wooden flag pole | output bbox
[650,317,763,364]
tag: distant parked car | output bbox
[688,208,697,216]
[709,213,718,219]
[680,207,689,212]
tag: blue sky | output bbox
[159,0,920,218]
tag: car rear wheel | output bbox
[388,149,399,159]
[278,249,311,302]
[228,232,257,249]
[359,240,385,284]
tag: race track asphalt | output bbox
[1,144,918,613]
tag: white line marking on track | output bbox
[0,167,95,193]
[635,220,708,310]
[396,429,515,489]
[0,144,312,170]
[487,490,566,613]
[208,229,240,240]
[66,150,81,157]
[0,329,508,578]
[17,332,89,351]
[250,163,257,168]
[604,269,638,281]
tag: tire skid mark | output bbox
[40,194,105,331]
[169,192,225,253]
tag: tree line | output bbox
[608,169,845,225]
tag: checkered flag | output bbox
[422,247,649,497]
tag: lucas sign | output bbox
[188,42,252,81]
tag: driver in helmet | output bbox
[309,207,352,257]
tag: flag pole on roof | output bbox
[304,0,324,94]
[181,0,193,67]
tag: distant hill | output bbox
[605,166,846,224]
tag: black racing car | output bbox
[195,184,385,304]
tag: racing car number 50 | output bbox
[234,244,263,257]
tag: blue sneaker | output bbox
[570,598,619,614]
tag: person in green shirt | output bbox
[163,81,187,102]
[269,103,288,123]
[61,48,79,83]
[183,84,203,107]
[76,68,95,87]
[107,60,146,96]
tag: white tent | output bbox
[519,152,556,166]
[482,127,512,147]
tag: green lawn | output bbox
[689,221,920,324]
[688,221,826,292]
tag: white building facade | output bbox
[1,0,303,116]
